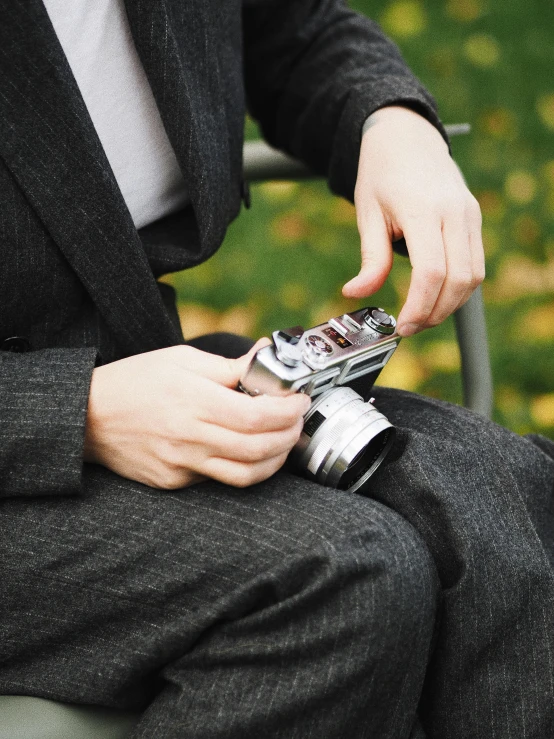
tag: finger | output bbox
[196,418,304,464]
[136,465,207,491]
[243,337,273,357]
[436,198,485,319]
[167,339,270,391]
[343,206,393,298]
[200,383,311,434]
[425,217,474,327]
[461,197,486,301]
[168,345,241,388]
[233,337,273,381]
[202,451,290,489]
[396,220,446,337]
[189,337,275,389]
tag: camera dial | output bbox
[273,329,303,367]
[303,334,334,364]
[364,308,396,335]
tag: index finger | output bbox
[201,381,311,434]
[169,338,272,390]
[396,220,446,337]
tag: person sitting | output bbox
[0,1,553,737]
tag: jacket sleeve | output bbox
[0,348,98,498]
[242,0,449,202]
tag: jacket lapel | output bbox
[124,0,231,258]
[0,0,183,355]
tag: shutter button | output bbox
[0,336,32,352]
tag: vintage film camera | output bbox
[239,307,401,494]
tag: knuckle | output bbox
[171,344,195,362]
[285,404,305,428]
[232,465,257,489]
[274,451,290,473]
[293,417,305,440]
[438,192,461,214]
[417,263,446,286]
[245,436,273,462]
[243,405,265,433]
[158,439,196,474]
[473,264,486,285]
[233,453,288,488]
[449,270,475,293]
[164,415,185,441]
[419,310,445,329]
[467,195,483,225]
[154,464,186,490]
[426,314,444,328]
[403,308,429,327]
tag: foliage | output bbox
[167,0,554,439]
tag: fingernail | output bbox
[398,322,420,337]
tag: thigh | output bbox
[370,387,554,737]
[0,463,436,719]
[372,385,554,561]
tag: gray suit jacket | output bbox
[0,0,445,499]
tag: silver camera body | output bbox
[240,307,401,493]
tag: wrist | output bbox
[363,103,445,131]
[83,366,107,464]
[361,105,449,152]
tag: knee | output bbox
[271,503,440,717]
[296,502,438,654]
[351,507,438,643]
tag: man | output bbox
[1,0,553,737]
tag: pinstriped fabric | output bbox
[1,387,553,737]
[0,161,86,345]
[0,0,185,357]
[0,466,437,739]
[0,349,97,497]
[241,0,449,201]
[371,387,554,738]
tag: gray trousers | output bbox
[1,366,554,737]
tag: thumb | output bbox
[233,337,272,384]
[342,208,394,299]
[175,338,272,389]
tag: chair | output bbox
[0,696,137,739]
[0,126,492,738]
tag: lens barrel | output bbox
[290,386,394,493]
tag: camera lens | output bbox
[290,387,395,494]
[336,428,393,490]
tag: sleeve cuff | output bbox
[328,76,451,203]
[0,347,98,498]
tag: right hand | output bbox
[83,341,311,490]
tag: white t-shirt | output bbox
[43,0,189,229]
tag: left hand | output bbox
[342,106,484,337]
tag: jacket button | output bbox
[240,179,251,209]
[0,336,32,352]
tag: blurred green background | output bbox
[166,0,554,439]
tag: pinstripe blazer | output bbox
[0,0,445,499]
